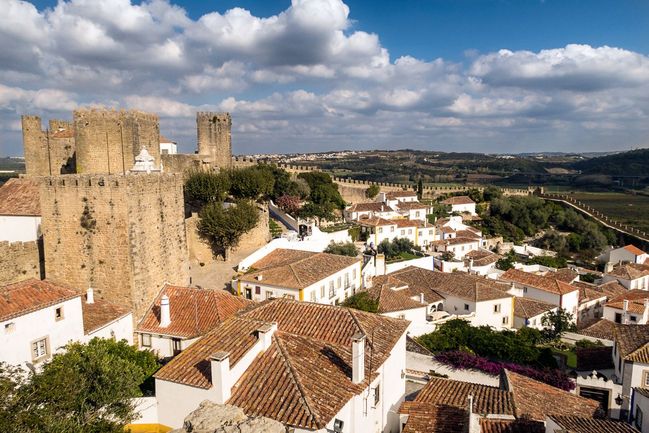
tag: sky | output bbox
[1,0,648,156]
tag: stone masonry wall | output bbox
[0,241,42,285]
[74,109,161,175]
[22,116,50,176]
[197,112,231,169]
[21,116,76,176]
[39,173,189,320]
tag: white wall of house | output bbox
[609,247,648,266]
[508,284,578,322]
[513,308,557,330]
[602,274,649,291]
[603,306,648,325]
[138,333,198,358]
[84,313,133,344]
[0,215,41,242]
[578,297,606,325]
[385,256,435,274]
[237,261,362,305]
[382,307,430,336]
[435,240,480,259]
[632,389,649,432]
[450,203,476,215]
[159,142,177,155]
[156,379,212,428]
[0,296,84,368]
[474,297,513,329]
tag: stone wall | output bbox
[236,203,271,251]
[39,173,189,320]
[197,112,231,169]
[161,153,205,174]
[0,240,42,285]
[21,116,76,176]
[74,109,161,175]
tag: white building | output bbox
[378,190,418,209]
[153,298,409,431]
[501,268,580,323]
[631,388,649,432]
[441,195,477,215]
[0,279,132,369]
[0,178,41,242]
[612,324,649,419]
[512,297,558,330]
[431,236,481,259]
[357,217,436,249]
[235,248,362,305]
[136,285,251,358]
[159,135,177,155]
[603,263,649,290]
[464,249,500,276]
[344,202,396,222]
[393,201,433,220]
[605,244,649,266]
[603,290,649,325]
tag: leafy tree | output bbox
[184,169,230,207]
[342,292,379,313]
[365,184,380,199]
[276,194,301,215]
[417,178,424,200]
[440,251,455,261]
[496,251,516,271]
[482,186,503,202]
[298,172,346,209]
[324,241,358,257]
[541,308,576,340]
[377,238,417,259]
[228,166,275,200]
[528,255,567,269]
[0,339,159,433]
[198,200,260,259]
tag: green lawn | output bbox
[551,348,577,369]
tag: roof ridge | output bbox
[274,335,324,429]
[287,263,303,286]
[347,308,374,350]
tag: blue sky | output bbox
[1,0,648,156]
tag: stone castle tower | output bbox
[21,116,75,176]
[197,112,232,169]
[39,172,190,320]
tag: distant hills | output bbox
[572,148,649,176]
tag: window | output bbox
[344,273,350,287]
[352,269,357,280]
[502,316,508,325]
[390,226,395,232]
[398,314,405,319]
[408,229,412,235]
[615,312,623,324]
[429,230,433,235]
[265,291,274,299]
[378,228,383,234]
[55,306,64,321]
[464,304,469,311]
[4,322,15,334]
[284,294,296,300]
[494,304,501,313]
[415,211,420,218]
[418,231,422,236]
[337,276,342,289]
[31,338,48,361]
[172,338,182,355]
[329,281,335,298]
[141,333,151,347]
[401,229,405,235]
[523,287,528,294]
[643,370,649,387]
[320,285,325,298]
[636,406,644,429]
[631,315,637,322]
[374,384,380,406]
[255,286,261,295]
[310,291,317,302]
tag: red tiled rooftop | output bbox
[0,178,40,216]
[0,279,80,321]
[82,295,131,334]
[441,196,475,205]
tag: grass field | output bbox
[569,192,649,233]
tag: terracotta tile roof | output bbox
[624,245,646,256]
[136,285,251,339]
[443,236,481,246]
[549,415,639,432]
[597,281,629,298]
[500,268,578,295]
[238,249,360,290]
[386,190,417,199]
[607,263,649,280]
[479,418,545,433]
[396,201,430,211]
[356,216,395,227]
[402,377,515,415]
[578,319,618,341]
[82,295,130,334]
[442,196,475,205]
[554,268,579,283]
[615,324,649,362]
[0,178,40,216]
[50,128,74,138]
[363,277,427,313]
[576,346,613,371]
[503,370,600,422]
[394,218,425,228]
[455,229,481,239]
[392,267,511,303]
[606,290,649,315]
[347,202,393,213]
[465,249,500,267]
[0,279,80,321]
[575,283,608,304]
[406,335,432,355]
[159,134,175,143]
[155,299,408,429]
[401,404,468,433]
[375,268,444,304]
[513,297,556,319]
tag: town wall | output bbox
[197,112,231,169]
[74,109,161,175]
[39,173,189,320]
[0,240,42,285]
[21,116,76,176]
[161,153,205,174]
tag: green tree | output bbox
[365,184,380,199]
[324,241,358,257]
[496,251,516,270]
[342,292,379,313]
[417,178,424,200]
[198,200,260,259]
[541,309,576,340]
[0,339,159,433]
[482,186,503,202]
[184,169,230,207]
[228,166,275,200]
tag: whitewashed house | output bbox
[393,201,433,220]
[464,249,500,276]
[344,202,396,221]
[153,298,409,431]
[136,285,251,358]
[0,279,132,369]
[358,217,435,249]
[603,290,649,325]
[159,135,178,155]
[512,297,558,330]
[235,248,361,305]
[501,268,580,323]
[602,263,649,290]
[612,324,649,419]
[605,245,649,266]
[631,388,649,432]
[0,178,41,242]
[431,236,481,259]
[441,195,477,215]
[378,190,418,209]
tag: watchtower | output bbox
[196,112,232,169]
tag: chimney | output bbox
[256,274,263,281]
[160,294,171,327]
[623,300,629,325]
[469,258,474,270]
[86,287,94,304]
[419,293,425,304]
[351,333,366,384]
[256,322,277,350]
[210,351,231,403]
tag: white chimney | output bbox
[351,333,366,384]
[623,300,629,325]
[256,322,277,350]
[419,293,425,304]
[256,274,263,281]
[160,294,171,327]
[86,287,94,304]
[210,351,231,404]
[469,258,474,270]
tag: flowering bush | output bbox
[435,350,575,391]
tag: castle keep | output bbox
[197,112,232,169]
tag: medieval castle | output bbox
[20,108,233,319]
